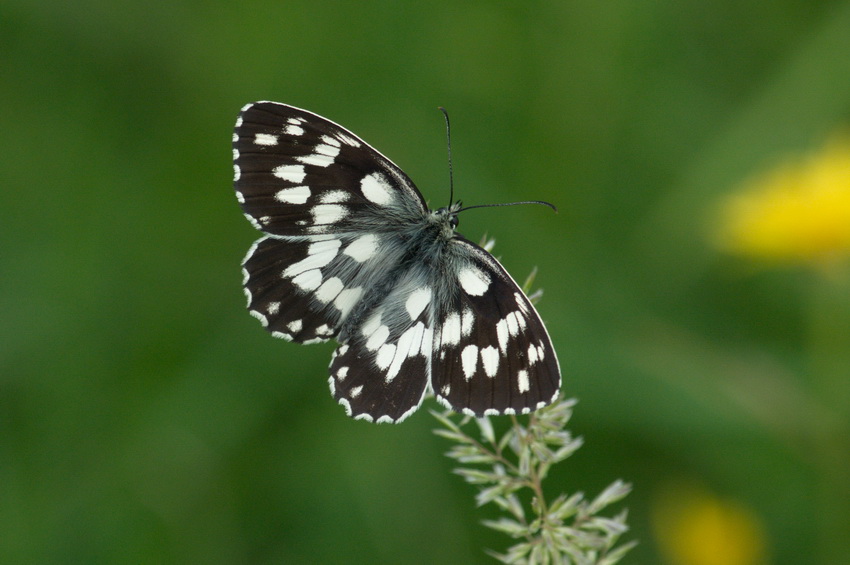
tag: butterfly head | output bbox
[433,201,463,237]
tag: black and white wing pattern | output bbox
[233,101,560,423]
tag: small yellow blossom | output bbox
[652,483,768,565]
[716,135,850,265]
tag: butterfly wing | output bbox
[234,101,427,237]
[431,237,561,416]
[328,266,436,423]
[234,102,429,343]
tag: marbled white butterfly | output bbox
[233,102,560,423]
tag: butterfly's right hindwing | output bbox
[431,237,561,416]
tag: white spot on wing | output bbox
[386,322,426,381]
[459,267,490,296]
[360,172,394,204]
[420,325,433,355]
[515,292,530,313]
[288,266,324,288]
[376,343,395,369]
[337,133,361,147]
[405,288,431,320]
[250,309,268,327]
[480,346,500,377]
[366,325,390,351]
[297,152,335,167]
[244,213,262,230]
[349,385,363,398]
[311,204,348,225]
[506,312,520,336]
[440,313,461,347]
[319,190,350,203]
[271,330,294,341]
[461,344,479,380]
[496,319,509,353]
[307,238,342,254]
[254,133,278,146]
[284,124,304,136]
[315,277,344,303]
[361,312,382,337]
[272,164,306,183]
[517,369,530,393]
[334,287,362,319]
[338,397,352,416]
[528,343,539,365]
[316,143,341,157]
[321,135,341,147]
[275,186,311,204]
[282,239,341,278]
[343,234,379,262]
[461,308,474,336]
[287,319,303,333]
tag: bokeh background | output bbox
[3,1,850,563]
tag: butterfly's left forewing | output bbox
[234,102,426,237]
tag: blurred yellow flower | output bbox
[716,135,850,265]
[652,483,768,565]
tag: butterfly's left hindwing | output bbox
[233,101,562,423]
[328,267,436,423]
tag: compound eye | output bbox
[449,215,459,229]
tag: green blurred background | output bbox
[3,1,850,563]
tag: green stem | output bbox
[807,266,850,564]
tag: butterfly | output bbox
[233,101,560,423]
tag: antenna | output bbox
[437,107,557,215]
[438,107,454,206]
[458,200,558,213]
